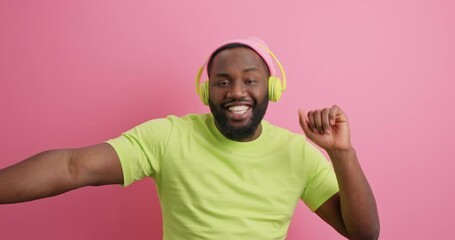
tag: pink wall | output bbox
[1,0,454,239]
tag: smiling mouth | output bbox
[227,105,250,115]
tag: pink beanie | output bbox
[206,37,276,76]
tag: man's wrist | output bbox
[326,146,356,161]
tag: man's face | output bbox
[208,47,269,142]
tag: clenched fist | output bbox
[299,105,352,152]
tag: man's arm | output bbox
[299,106,380,240]
[0,143,123,204]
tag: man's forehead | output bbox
[210,47,269,74]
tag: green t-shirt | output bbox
[107,114,339,240]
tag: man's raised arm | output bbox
[299,105,380,240]
[0,143,123,204]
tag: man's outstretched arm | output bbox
[0,143,123,204]
[299,106,380,240]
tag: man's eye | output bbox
[245,79,257,85]
[216,81,230,87]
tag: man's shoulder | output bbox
[167,113,210,120]
[156,113,213,133]
[163,113,211,125]
[130,113,211,132]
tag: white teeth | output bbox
[228,105,249,114]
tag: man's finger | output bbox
[313,110,323,133]
[298,109,312,137]
[329,106,337,125]
[329,105,347,124]
[321,108,331,133]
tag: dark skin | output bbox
[0,144,122,204]
[0,47,379,239]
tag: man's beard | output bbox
[209,95,269,141]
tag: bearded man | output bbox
[0,38,379,240]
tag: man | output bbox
[0,38,379,239]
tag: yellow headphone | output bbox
[195,43,287,105]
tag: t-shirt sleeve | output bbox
[106,118,172,186]
[300,141,339,211]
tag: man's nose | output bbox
[227,81,247,99]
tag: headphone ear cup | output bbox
[200,81,210,105]
[268,76,283,102]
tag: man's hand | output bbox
[299,105,351,152]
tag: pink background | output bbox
[1,0,454,239]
